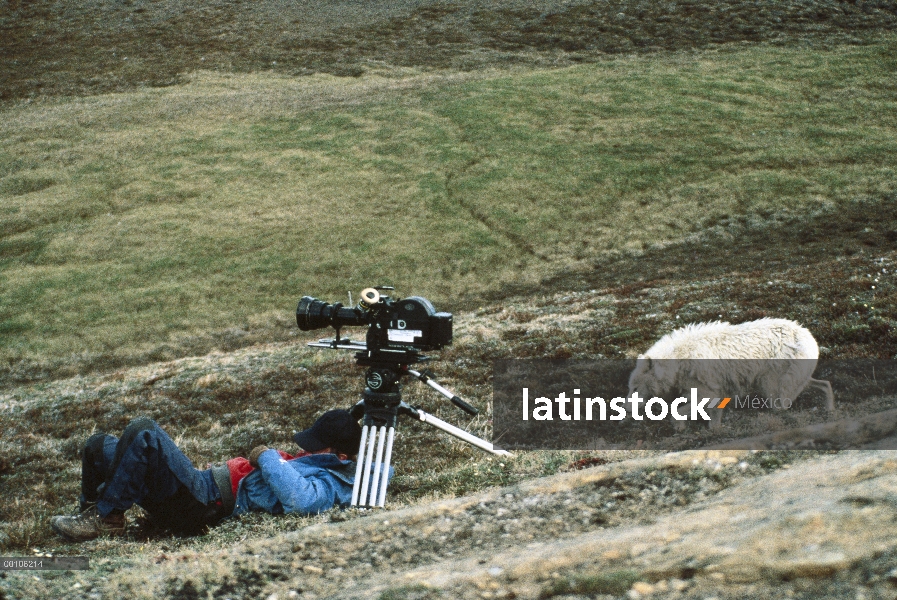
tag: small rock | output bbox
[632,581,655,595]
[302,565,324,575]
[669,578,689,591]
[194,373,220,388]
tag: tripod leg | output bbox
[367,425,387,506]
[413,408,512,456]
[357,425,378,507]
[351,425,370,507]
[376,427,395,507]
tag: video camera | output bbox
[296,287,452,363]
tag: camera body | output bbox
[296,288,452,354]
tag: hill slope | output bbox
[2,3,897,599]
[2,35,896,386]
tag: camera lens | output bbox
[296,296,367,330]
[296,296,331,330]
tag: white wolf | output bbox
[628,318,834,428]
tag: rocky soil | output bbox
[16,450,894,600]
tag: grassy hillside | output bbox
[1,4,897,595]
[3,35,896,385]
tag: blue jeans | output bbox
[81,418,222,534]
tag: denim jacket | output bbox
[231,450,392,516]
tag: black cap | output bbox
[293,409,362,455]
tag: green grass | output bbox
[1,35,896,380]
[541,569,643,597]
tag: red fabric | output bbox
[225,450,308,498]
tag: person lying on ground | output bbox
[50,409,379,542]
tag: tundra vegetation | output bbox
[1,0,897,598]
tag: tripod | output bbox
[308,338,510,508]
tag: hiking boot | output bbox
[50,505,126,542]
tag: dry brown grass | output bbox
[3,0,897,102]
